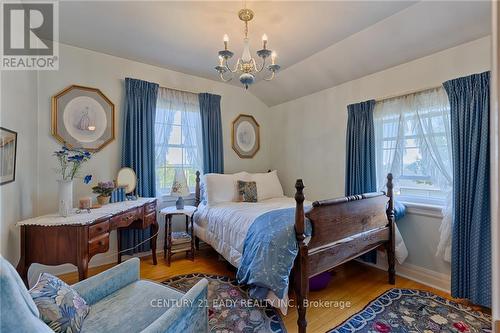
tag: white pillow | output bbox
[204,172,251,204]
[251,170,284,201]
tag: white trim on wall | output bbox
[359,256,451,293]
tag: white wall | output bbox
[37,43,272,216]
[269,36,491,286]
[0,71,39,265]
[1,42,271,279]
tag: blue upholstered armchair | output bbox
[0,256,208,333]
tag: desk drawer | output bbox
[143,211,156,228]
[88,234,109,257]
[89,220,109,239]
[145,202,156,214]
[110,208,140,229]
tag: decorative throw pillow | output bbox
[237,180,258,202]
[29,273,90,333]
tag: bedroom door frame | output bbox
[491,1,499,331]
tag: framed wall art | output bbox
[0,127,18,185]
[232,114,260,158]
[52,85,115,151]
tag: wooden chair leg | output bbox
[195,236,200,250]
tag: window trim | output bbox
[399,200,444,218]
[158,191,196,203]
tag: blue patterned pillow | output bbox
[29,273,90,333]
[237,180,258,202]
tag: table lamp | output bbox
[171,168,190,210]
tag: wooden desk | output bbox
[16,198,158,286]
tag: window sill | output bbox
[400,201,444,218]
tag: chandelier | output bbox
[215,7,280,89]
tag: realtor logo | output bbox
[1,1,59,70]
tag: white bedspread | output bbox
[194,196,299,268]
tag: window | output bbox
[155,88,203,197]
[374,87,452,206]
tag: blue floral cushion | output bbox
[29,273,90,333]
[237,180,258,202]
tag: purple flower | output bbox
[92,181,115,196]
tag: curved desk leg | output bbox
[150,220,158,265]
[77,259,88,281]
[117,229,122,264]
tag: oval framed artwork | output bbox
[51,85,115,151]
[232,114,260,158]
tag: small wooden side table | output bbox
[160,205,196,266]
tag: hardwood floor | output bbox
[60,247,454,333]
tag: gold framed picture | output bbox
[232,114,260,158]
[52,85,115,151]
[0,127,17,185]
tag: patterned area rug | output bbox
[328,289,491,333]
[163,273,286,333]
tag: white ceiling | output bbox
[58,1,491,106]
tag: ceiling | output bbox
[58,1,491,106]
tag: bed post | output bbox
[195,171,201,207]
[194,171,201,250]
[294,179,309,333]
[386,173,396,285]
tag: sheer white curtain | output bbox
[374,87,453,262]
[155,88,203,195]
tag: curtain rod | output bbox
[375,84,443,102]
[159,85,200,95]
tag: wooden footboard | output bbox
[293,174,396,333]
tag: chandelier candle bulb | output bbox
[223,34,229,50]
[262,34,268,49]
[271,52,277,65]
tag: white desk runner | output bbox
[16,198,156,227]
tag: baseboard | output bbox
[358,259,451,293]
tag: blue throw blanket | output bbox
[236,207,312,300]
[394,200,407,221]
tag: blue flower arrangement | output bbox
[54,146,92,181]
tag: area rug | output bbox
[328,288,491,333]
[163,273,286,333]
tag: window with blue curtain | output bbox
[154,87,204,197]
